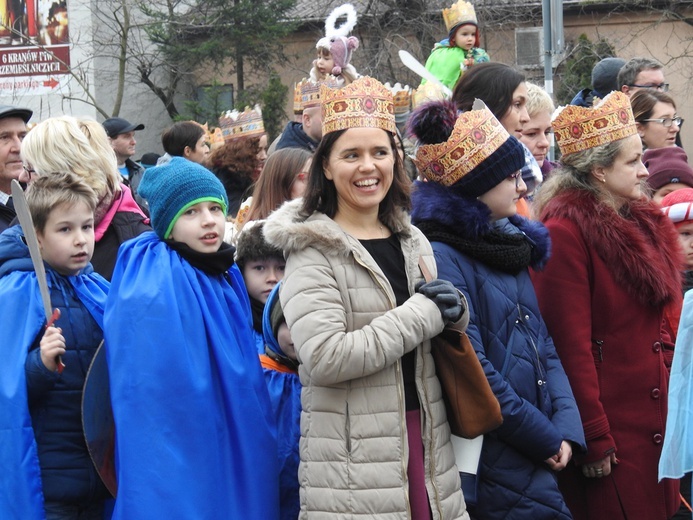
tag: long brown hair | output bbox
[245,147,312,222]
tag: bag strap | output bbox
[418,256,434,283]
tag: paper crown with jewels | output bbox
[442,1,478,32]
[293,80,305,114]
[552,91,637,156]
[412,81,447,108]
[300,76,340,111]
[321,76,396,135]
[413,99,524,192]
[385,82,412,115]
[218,105,265,142]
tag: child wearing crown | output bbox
[423,0,490,90]
[310,3,360,86]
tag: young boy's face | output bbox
[169,200,226,253]
[242,258,285,304]
[277,322,297,361]
[315,49,334,77]
[453,24,477,51]
[677,221,693,270]
[37,201,94,276]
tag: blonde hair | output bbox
[21,116,120,199]
[525,83,555,118]
[25,171,98,233]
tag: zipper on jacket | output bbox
[419,348,444,519]
[592,339,604,362]
[516,304,547,388]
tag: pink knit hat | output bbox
[661,188,693,227]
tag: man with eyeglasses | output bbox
[0,104,32,233]
[618,57,667,96]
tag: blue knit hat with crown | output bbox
[138,156,228,239]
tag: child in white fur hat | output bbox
[310,3,360,85]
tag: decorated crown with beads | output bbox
[321,76,396,135]
[552,91,637,156]
[413,100,512,187]
[442,1,478,32]
[412,82,447,108]
[218,105,265,141]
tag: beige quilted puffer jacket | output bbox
[264,200,469,520]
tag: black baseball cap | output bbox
[0,105,32,123]
[103,117,145,138]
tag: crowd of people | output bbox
[2,0,693,519]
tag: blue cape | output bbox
[660,289,693,481]
[104,232,279,519]
[0,225,108,519]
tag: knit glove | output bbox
[416,279,465,324]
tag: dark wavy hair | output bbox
[452,62,526,120]
[301,129,410,220]
[205,136,261,195]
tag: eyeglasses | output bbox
[628,83,669,92]
[640,116,684,128]
[23,165,35,174]
[508,170,523,188]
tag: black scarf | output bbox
[168,241,237,275]
[416,220,534,275]
[249,296,265,334]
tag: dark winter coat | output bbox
[275,121,318,153]
[411,182,585,520]
[533,189,683,520]
[0,199,15,233]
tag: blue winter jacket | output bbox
[411,183,585,519]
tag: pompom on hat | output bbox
[643,146,693,192]
[552,91,637,156]
[138,156,228,240]
[321,76,397,136]
[409,99,525,197]
[661,188,693,227]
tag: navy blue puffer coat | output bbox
[412,183,585,519]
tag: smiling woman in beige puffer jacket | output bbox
[264,77,470,520]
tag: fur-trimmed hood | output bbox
[541,189,682,307]
[410,180,551,268]
[263,198,414,258]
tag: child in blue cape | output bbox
[423,0,490,90]
[0,172,110,520]
[103,156,279,519]
[261,282,301,520]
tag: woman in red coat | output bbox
[532,91,683,520]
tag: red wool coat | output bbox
[532,189,683,520]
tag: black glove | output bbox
[416,279,464,323]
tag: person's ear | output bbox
[636,122,646,138]
[591,165,606,184]
[323,158,333,180]
[183,146,192,158]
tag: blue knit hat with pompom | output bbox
[138,156,228,239]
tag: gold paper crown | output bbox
[321,76,397,135]
[293,80,305,114]
[414,102,510,187]
[442,1,478,32]
[552,91,637,156]
[385,82,412,115]
[301,76,340,111]
[412,82,447,108]
[218,105,265,142]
